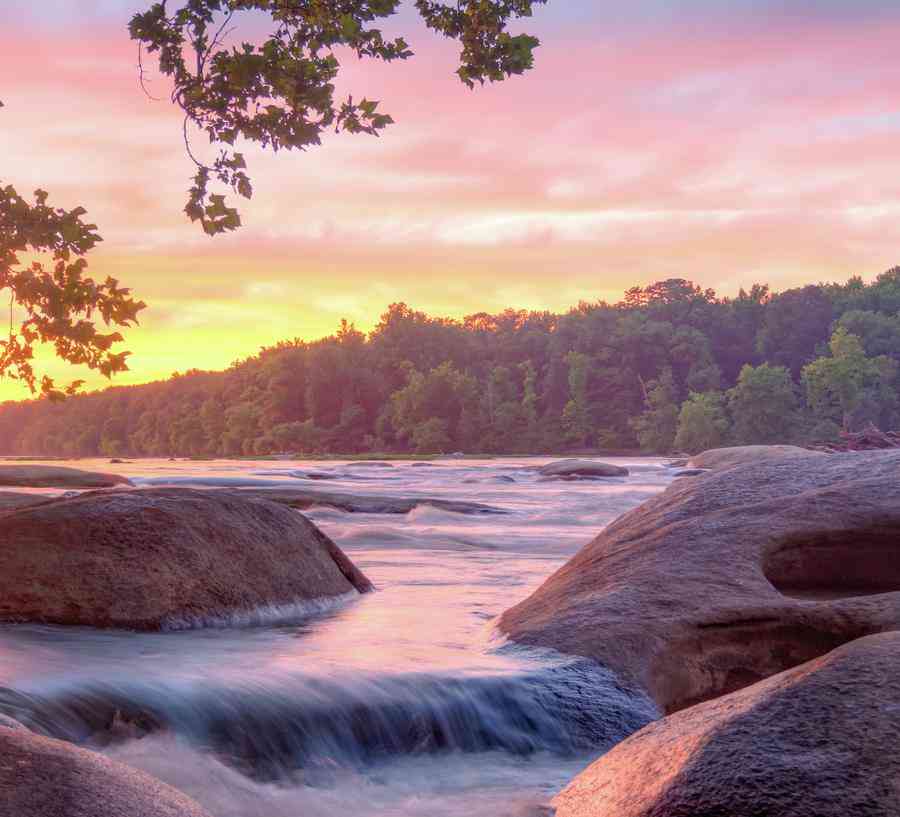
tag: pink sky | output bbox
[3,2,900,399]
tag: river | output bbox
[0,456,673,817]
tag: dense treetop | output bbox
[3,271,899,456]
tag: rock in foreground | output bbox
[0,464,132,488]
[0,722,211,817]
[0,488,372,630]
[500,450,900,712]
[688,444,822,469]
[554,633,900,817]
[538,459,629,478]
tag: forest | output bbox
[2,271,899,457]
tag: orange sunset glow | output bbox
[3,6,900,817]
[3,1,900,399]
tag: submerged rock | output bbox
[0,488,372,630]
[688,444,822,470]
[231,488,506,515]
[0,464,131,488]
[139,476,300,488]
[554,633,900,817]
[500,450,900,713]
[537,459,629,478]
[672,468,707,477]
[0,722,211,817]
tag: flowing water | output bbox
[0,456,674,816]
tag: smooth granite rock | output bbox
[0,724,212,817]
[555,633,900,817]
[0,487,372,630]
[538,460,629,478]
[688,444,824,470]
[501,451,900,712]
[0,464,131,488]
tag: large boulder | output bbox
[0,464,131,488]
[554,632,900,817]
[538,459,629,478]
[0,488,372,630]
[688,444,822,470]
[499,450,900,712]
[0,723,211,817]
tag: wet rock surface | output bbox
[537,460,629,479]
[688,444,823,469]
[0,722,212,817]
[230,487,507,515]
[500,450,900,712]
[554,633,900,817]
[0,487,372,630]
[0,464,131,488]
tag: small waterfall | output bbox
[0,660,657,781]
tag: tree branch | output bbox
[137,43,160,101]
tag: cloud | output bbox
[2,2,899,399]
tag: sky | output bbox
[3,0,900,400]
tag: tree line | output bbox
[2,272,899,457]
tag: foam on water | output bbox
[0,455,673,817]
[108,737,585,817]
[1,656,657,778]
[159,591,362,631]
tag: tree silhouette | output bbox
[2,0,547,394]
[130,0,547,235]
[0,183,145,396]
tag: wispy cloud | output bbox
[2,1,900,398]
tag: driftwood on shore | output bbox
[809,424,900,453]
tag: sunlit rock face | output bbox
[0,464,132,488]
[0,721,212,817]
[688,444,824,469]
[554,632,900,817]
[500,450,900,713]
[0,487,372,630]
